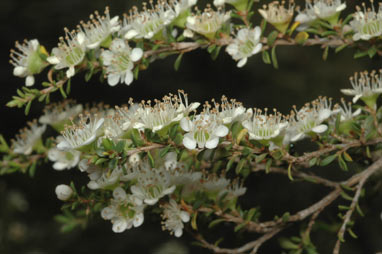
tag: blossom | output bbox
[341,70,382,108]
[47,29,86,78]
[78,7,120,49]
[337,98,362,122]
[214,96,248,124]
[288,97,334,142]
[161,199,190,237]
[12,120,46,155]
[122,2,176,40]
[131,165,176,205]
[87,166,123,190]
[185,7,230,39]
[57,113,104,151]
[55,184,73,201]
[180,112,229,150]
[312,0,346,25]
[115,103,140,131]
[101,187,145,233]
[10,39,46,86]
[39,100,83,131]
[350,1,382,41]
[101,39,143,86]
[295,2,318,31]
[133,91,198,132]
[258,1,294,33]
[48,137,81,171]
[242,108,288,149]
[226,27,262,68]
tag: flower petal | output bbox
[312,124,328,133]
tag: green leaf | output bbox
[279,238,300,250]
[24,100,32,115]
[354,50,369,59]
[368,45,377,58]
[340,191,353,201]
[347,228,358,239]
[309,157,317,167]
[234,222,247,232]
[59,85,67,98]
[207,44,217,53]
[208,219,225,229]
[226,156,236,172]
[320,154,337,166]
[102,138,114,151]
[174,53,183,71]
[287,163,294,181]
[262,50,271,64]
[211,46,222,60]
[235,158,246,174]
[271,46,278,69]
[191,212,198,230]
[338,154,348,171]
[159,145,171,158]
[267,30,279,46]
[29,161,37,177]
[115,141,125,153]
[322,46,329,61]
[256,153,267,163]
[335,44,348,54]
[147,151,155,168]
[265,158,272,173]
[66,78,71,94]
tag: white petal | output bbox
[131,48,143,62]
[340,89,357,96]
[180,118,192,132]
[53,162,68,171]
[86,42,101,49]
[25,75,35,87]
[180,211,190,222]
[66,66,75,78]
[87,181,100,190]
[47,56,60,65]
[352,94,362,103]
[113,187,127,201]
[144,198,159,205]
[30,39,39,51]
[125,30,139,39]
[57,140,71,150]
[226,44,239,56]
[352,108,362,117]
[312,124,328,133]
[76,32,86,45]
[237,58,247,68]
[253,26,261,40]
[124,71,134,85]
[133,213,144,227]
[183,29,194,38]
[205,137,219,149]
[112,218,128,233]
[13,66,27,77]
[186,16,196,25]
[101,207,115,220]
[108,73,120,86]
[291,132,304,142]
[318,109,331,121]
[183,133,196,149]
[251,43,262,55]
[174,228,183,237]
[214,125,229,137]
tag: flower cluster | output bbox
[350,1,382,41]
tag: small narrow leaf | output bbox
[271,46,278,69]
[174,53,183,71]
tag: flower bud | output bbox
[55,184,73,201]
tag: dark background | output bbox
[1,0,382,253]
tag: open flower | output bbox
[131,165,176,205]
[214,96,248,124]
[101,39,143,86]
[101,187,145,233]
[47,29,86,78]
[313,0,346,25]
[258,1,294,33]
[341,70,382,108]
[161,199,190,237]
[242,108,288,149]
[185,6,230,40]
[12,120,46,155]
[350,1,382,41]
[10,39,46,86]
[39,100,83,131]
[57,113,104,151]
[226,27,262,68]
[122,2,176,40]
[180,112,229,150]
[288,97,334,142]
[48,136,81,171]
[295,4,317,31]
[78,7,120,49]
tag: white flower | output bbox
[39,100,83,131]
[101,187,145,233]
[131,165,176,205]
[341,70,382,107]
[350,1,382,41]
[10,39,45,86]
[242,108,288,142]
[337,98,362,122]
[12,121,46,155]
[122,3,176,40]
[133,92,197,132]
[174,0,197,16]
[186,7,230,39]
[87,166,123,190]
[101,39,143,86]
[78,7,120,49]
[313,0,346,24]
[295,3,318,31]
[226,27,262,68]
[47,29,86,78]
[164,152,178,171]
[215,96,248,123]
[55,184,73,201]
[57,113,104,151]
[48,137,81,170]
[115,103,140,131]
[161,199,190,237]
[180,112,229,150]
[258,1,294,33]
[288,97,334,142]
